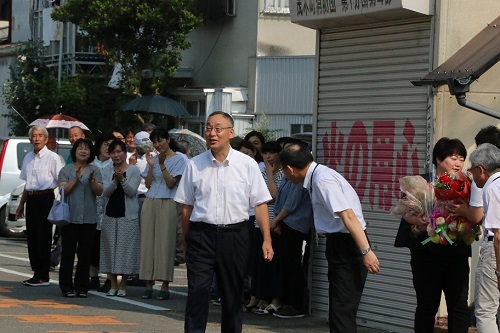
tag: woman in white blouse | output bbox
[140,128,187,300]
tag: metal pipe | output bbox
[455,93,500,120]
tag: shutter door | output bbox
[311,18,433,332]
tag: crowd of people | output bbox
[15,113,380,333]
[20,112,500,333]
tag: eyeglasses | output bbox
[205,126,232,134]
[468,165,481,173]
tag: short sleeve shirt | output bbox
[58,164,102,224]
[303,162,366,234]
[482,171,500,232]
[174,147,272,225]
[20,146,64,190]
[142,153,186,198]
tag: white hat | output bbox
[134,131,151,146]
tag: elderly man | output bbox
[66,126,86,164]
[469,143,500,332]
[279,143,380,333]
[16,126,64,286]
[174,111,273,333]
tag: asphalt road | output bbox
[0,236,387,333]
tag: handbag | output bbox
[47,187,70,226]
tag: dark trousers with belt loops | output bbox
[25,192,55,281]
[184,222,248,333]
[325,232,368,333]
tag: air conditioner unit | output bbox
[194,0,236,20]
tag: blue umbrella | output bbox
[122,95,190,117]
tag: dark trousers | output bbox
[184,223,248,333]
[59,223,96,293]
[90,230,101,267]
[255,230,280,300]
[25,193,54,281]
[278,223,307,310]
[411,250,469,333]
[325,233,368,333]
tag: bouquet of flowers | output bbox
[392,172,481,246]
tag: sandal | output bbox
[254,303,280,315]
[157,290,170,300]
[106,289,117,296]
[142,289,153,299]
[63,291,75,298]
[243,302,259,312]
[117,290,126,297]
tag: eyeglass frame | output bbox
[205,126,233,134]
[467,165,482,173]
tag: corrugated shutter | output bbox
[312,18,433,332]
[255,57,315,136]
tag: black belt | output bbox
[488,236,494,241]
[325,232,350,239]
[191,221,247,232]
[26,189,54,196]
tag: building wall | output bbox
[180,0,259,87]
[0,51,15,136]
[257,14,316,56]
[180,0,316,116]
[433,1,500,155]
[11,0,31,43]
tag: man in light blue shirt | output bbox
[272,175,313,318]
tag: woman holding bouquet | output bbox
[396,137,471,333]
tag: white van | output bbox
[0,137,71,237]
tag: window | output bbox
[180,99,206,136]
[262,0,289,14]
[0,0,11,45]
[291,124,312,135]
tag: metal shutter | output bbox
[312,17,433,332]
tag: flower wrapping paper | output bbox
[391,172,480,246]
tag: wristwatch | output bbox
[360,247,371,255]
[495,269,500,277]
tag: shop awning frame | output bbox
[412,14,500,119]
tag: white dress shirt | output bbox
[20,146,64,190]
[303,162,366,234]
[482,171,500,234]
[174,147,272,225]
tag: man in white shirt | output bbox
[16,126,64,286]
[452,125,500,332]
[175,111,273,333]
[469,143,500,332]
[279,143,380,333]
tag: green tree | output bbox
[245,113,283,142]
[1,42,87,136]
[51,0,200,94]
[1,42,135,137]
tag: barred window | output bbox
[262,0,290,14]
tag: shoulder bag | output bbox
[47,187,70,226]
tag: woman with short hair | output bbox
[58,138,103,298]
[100,140,142,297]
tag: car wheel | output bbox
[0,206,26,238]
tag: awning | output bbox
[411,14,500,119]
[412,14,500,87]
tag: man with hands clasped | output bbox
[278,143,379,333]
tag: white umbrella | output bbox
[29,113,90,130]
